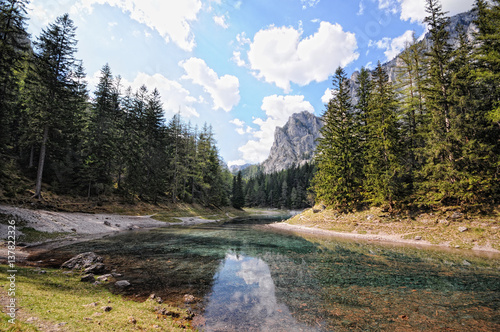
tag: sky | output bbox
[26,0,476,167]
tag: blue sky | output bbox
[27,0,475,166]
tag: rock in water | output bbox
[61,252,103,270]
[115,280,131,288]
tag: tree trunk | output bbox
[33,125,49,199]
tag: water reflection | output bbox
[200,253,318,332]
[33,216,500,331]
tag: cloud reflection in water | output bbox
[199,252,318,331]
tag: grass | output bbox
[0,266,193,331]
[287,205,500,251]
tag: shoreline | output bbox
[0,205,228,262]
[267,222,500,255]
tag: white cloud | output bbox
[213,14,228,28]
[247,21,358,92]
[321,88,333,104]
[119,72,199,118]
[76,0,202,51]
[301,0,321,9]
[377,0,476,23]
[232,51,246,67]
[180,57,240,112]
[230,118,245,127]
[357,1,365,15]
[371,30,414,61]
[237,95,314,163]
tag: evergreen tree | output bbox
[364,62,404,210]
[28,14,84,199]
[232,171,244,209]
[397,34,427,194]
[84,64,121,197]
[312,67,363,211]
[0,0,30,154]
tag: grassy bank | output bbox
[0,266,193,331]
[287,206,500,251]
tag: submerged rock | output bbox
[115,280,131,288]
[61,252,103,270]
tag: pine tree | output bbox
[28,14,84,199]
[232,171,244,209]
[0,0,30,154]
[397,34,427,194]
[364,62,404,210]
[312,67,363,211]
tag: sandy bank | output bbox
[0,205,222,260]
[267,222,500,254]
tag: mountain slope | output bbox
[261,111,323,174]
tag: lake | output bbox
[37,215,500,331]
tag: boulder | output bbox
[61,252,103,270]
[115,280,131,288]
[458,226,468,233]
[183,294,196,304]
[84,263,107,275]
[80,274,95,282]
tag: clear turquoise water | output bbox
[39,216,500,331]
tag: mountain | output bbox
[229,163,252,174]
[259,10,477,175]
[261,111,323,174]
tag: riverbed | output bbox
[33,215,500,331]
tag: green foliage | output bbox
[232,171,245,209]
[313,67,363,211]
[0,11,231,207]
[242,163,315,209]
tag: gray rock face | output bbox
[261,111,323,174]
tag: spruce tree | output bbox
[232,171,244,209]
[364,62,404,210]
[312,67,363,211]
[29,14,84,199]
[0,0,30,154]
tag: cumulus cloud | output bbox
[76,0,202,51]
[213,14,228,28]
[118,72,199,118]
[180,57,240,112]
[321,88,333,104]
[376,0,476,23]
[236,95,314,163]
[370,30,414,61]
[247,21,358,92]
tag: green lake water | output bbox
[37,215,500,331]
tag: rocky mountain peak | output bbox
[261,111,322,174]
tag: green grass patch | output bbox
[0,266,192,331]
[17,228,69,243]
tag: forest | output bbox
[1,0,499,213]
[312,0,500,212]
[0,2,231,207]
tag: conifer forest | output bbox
[1,0,499,213]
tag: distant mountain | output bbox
[261,111,323,174]
[229,163,252,174]
[258,10,477,175]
